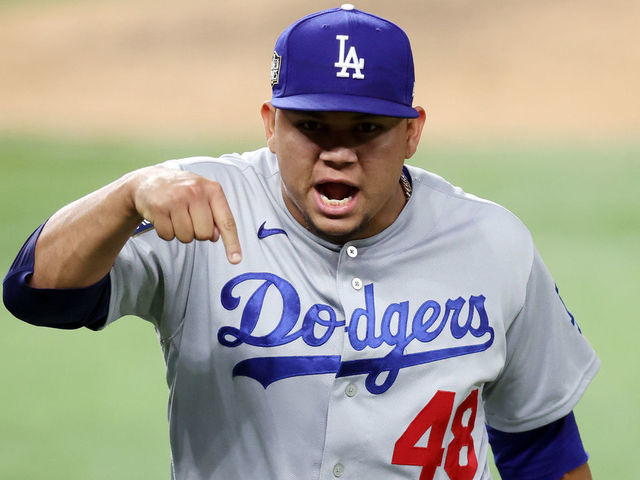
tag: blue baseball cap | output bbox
[270,4,419,118]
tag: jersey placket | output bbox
[318,241,377,479]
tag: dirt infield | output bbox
[1,0,638,140]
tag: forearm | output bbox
[31,171,142,289]
[562,462,592,479]
[29,163,242,289]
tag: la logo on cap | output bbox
[334,35,364,79]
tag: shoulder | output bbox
[162,147,279,180]
[408,165,532,240]
[405,164,535,272]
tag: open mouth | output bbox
[316,182,359,206]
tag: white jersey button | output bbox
[346,245,358,258]
[333,463,345,477]
[351,278,363,290]
[345,383,358,397]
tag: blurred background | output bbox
[1,0,638,478]
[2,0,639,141]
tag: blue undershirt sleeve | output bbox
[2,222,110,331]
[487,411,589,480]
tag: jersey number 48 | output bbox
[392,389,479,480]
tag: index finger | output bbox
[209,186,242,264]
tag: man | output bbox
[3,5,599,479]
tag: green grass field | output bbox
[1,134,638,478]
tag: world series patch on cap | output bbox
[270,4,419,118]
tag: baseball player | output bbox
[3,5,599,479]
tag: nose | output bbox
[318,146,358,167]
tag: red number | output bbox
[392,389,479,480]
[444,389,478,480]
[392,390,455,479]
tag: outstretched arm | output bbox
[30,165,242,289]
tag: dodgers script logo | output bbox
[335,34,365,79]
[218,273,494,394]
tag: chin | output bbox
[308,217,369,244]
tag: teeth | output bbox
[321,194,352,206]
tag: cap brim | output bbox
[271,93,419,118]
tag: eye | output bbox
[356,122,380,133]
[297,120,323,131]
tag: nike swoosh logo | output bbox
[257,221,287,239]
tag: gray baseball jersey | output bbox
[106,147,599,479]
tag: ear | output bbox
[404,106,426,159]
[261,102,277,153]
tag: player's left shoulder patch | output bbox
[132,219,155,237]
